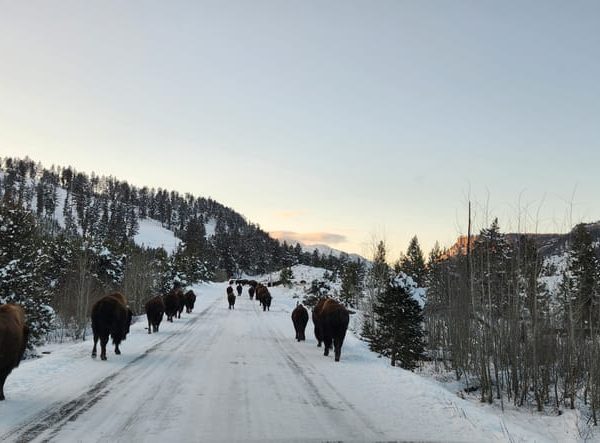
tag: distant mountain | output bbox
[299,242,367,263]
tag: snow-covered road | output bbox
[0,281,577,442]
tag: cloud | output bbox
[269,231,347,245]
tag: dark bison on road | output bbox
[184,290,196,313]
[0,304,29,401]
[227,286,236,309]
[91,293,133,360]
[145,296,165,334]
[313,298,350,362]
[291,303,309,341]
[256,285,271,311]
[164,287,181,322]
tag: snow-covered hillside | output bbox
[0,279,580,442]
[133,218,181,254]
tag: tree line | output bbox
[425,218,600,424]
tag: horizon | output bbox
[2,1,599,260]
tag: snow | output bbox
[134,218,181,254]
[205,217,217,237]
[0,280,583,442]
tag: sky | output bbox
[1,0,599,260]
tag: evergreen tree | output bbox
[279,267,294,287]
[567,224,599,335]
[396,235,426,286]
[0,201,54,344]
[370,278,425,369]
[362,241,390,341]
[340,259,365,308]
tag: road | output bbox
[2,285,385,442]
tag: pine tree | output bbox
[371,278,425,369]
[396,235,426,286]
[340,259,365,308]
[362,241,390,341]
[0,201,55,344]
[280,267,294,287]
[567,223,599,335]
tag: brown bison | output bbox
[313,299,350,362]
[248,286,255,300]
[227,286,236,309]
[145,296,165,334]
[0,304,29,401]
[255,283,266,304]
[163,288,181,322]
[176,290,185,319]
[236,283,243,296]
[91,294,133,360]
[291,303,309,342]
[256,285,271,311]
[184,290,196,313]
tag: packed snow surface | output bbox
[0,280,581,442]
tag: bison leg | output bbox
[92,334,99,358]
[147,319,152,334]
[100,335,109,360]
[323,336,332,356]
[0,368,10,401]
[314,325,322,347]
[323,325,333,356]
[333,337,343,362]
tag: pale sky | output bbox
[1,1,599,260]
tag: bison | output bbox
[256,285,271,311]
[145,296,165,334]
[163,288,181,322]
[255,283,267,304]
[184,290,196,313]
[262,291,272,312]
[291,303,309,342]
[236,283,243,296]
[0,304,29,401]
[176,290,186,319]
[314,299,350,362]
[91,294,133,360]
[248,286,255,300]
[227,286,236,309]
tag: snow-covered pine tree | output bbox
[370,277,425,369]
[395,235,426,286]
[362,240,390,342]
[0,201,54,344]
[340,259,365,308]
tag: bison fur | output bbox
[0,304,29,401]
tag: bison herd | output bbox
[0,278,353,401]
[229,279,351,362]
[293,297,351,362]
